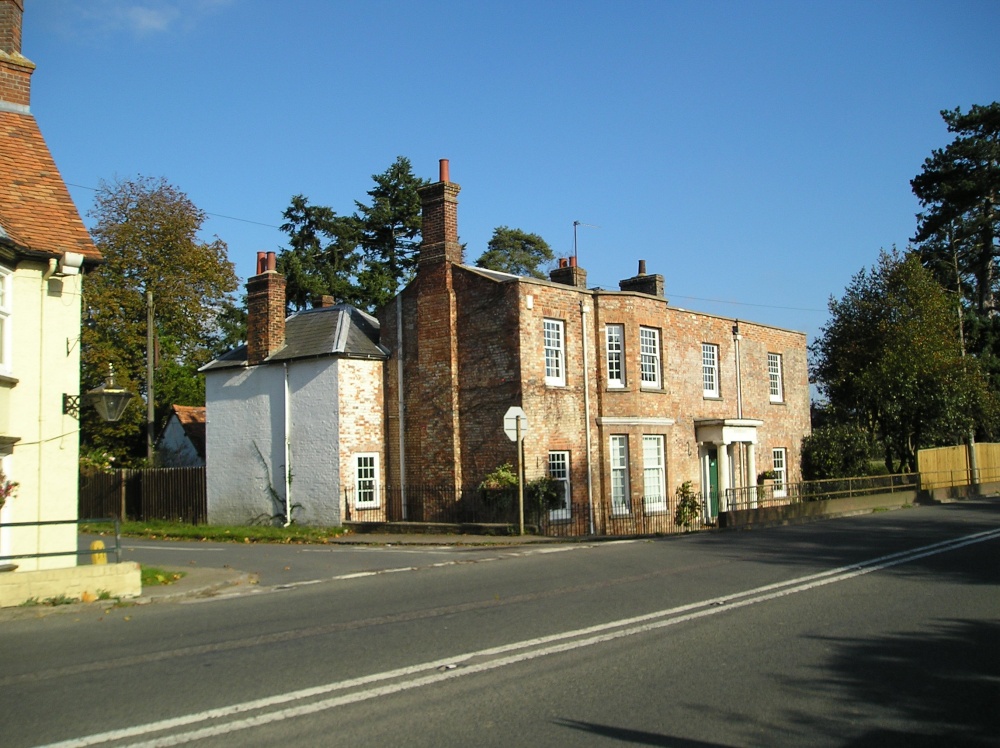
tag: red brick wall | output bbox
[0,1,24,56]
[0,0,31,108]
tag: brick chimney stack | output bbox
[417,159,463,267]
[549,255,588,288]
[409,160,463,487]
[246,251,286,365]
[619,259,666,298]
[0,0,34,112]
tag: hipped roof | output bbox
[200,303,388,372]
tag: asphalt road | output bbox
[3,500,998,747]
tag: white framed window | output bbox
[642,435,666,513]
[548,451,571,521]
[0,267,11,375]
[605,324,624,388]
[355,453,380,507]
[772,448,787,498]
[768,352,784,403]
[702,343,719,398]
[610,435,630,515]
[543,318,565,386]
[639,326,661,389]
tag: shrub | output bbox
[674,481,701,530]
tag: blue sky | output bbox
[20,0,1000,344]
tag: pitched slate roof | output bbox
[200,303,388,372]
[0,110,99,261]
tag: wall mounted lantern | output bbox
[63,366,134,423]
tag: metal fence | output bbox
[726,472,920,512]
[344,485,706,538]
[79,467,206,524]
[0,518,122,564]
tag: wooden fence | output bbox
[916,443,1000,489]
[79,467,207,524]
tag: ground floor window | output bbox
[642,435,666,513]
[610,435,630,515]
[548,451,571,521]
[355,453,380,507]
[772,447,787,498]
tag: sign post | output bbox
[503,407,528,535]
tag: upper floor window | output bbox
[702,343,719,397]
[544,319,565,386]
[355,453,380,508]
[605,324,624,388]
[0,267,11,375]
[772,447,787,498]
[548,451,571,521]
[768,352,784,402]
[640,327,661,389]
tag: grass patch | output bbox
[140,566,186,587]
[80,519,348,544]
[19,594,80,607]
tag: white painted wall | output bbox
[286,359,341,525]
[205,364,286,525]
[2,262,83,571]
[205,358,345,526]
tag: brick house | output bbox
[377,160,810,532]
[206,160,809,533]
[201,252,388,526]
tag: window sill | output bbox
[0,373,17,387]
[703,395,723,401]
[769,399,786,406]
[640,386,666,393]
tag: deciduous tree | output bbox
[810,250,995,473]
[81,176,238,464]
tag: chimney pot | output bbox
[256,251,266,274]
[266,251,277,272]
[439,159,449,183]
[638,260,647,275]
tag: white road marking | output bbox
[124,546,225,552]
[37,527,1000,748]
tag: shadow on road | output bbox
[789,618,1000,747]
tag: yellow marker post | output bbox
[90,539,107,565]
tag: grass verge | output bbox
[80,519,347,544]
[140,566,186,587]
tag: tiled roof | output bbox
[200,304,388,372]
[0,111,98,260]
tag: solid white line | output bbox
[124,546,225,552]
[37,527,1000,748]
